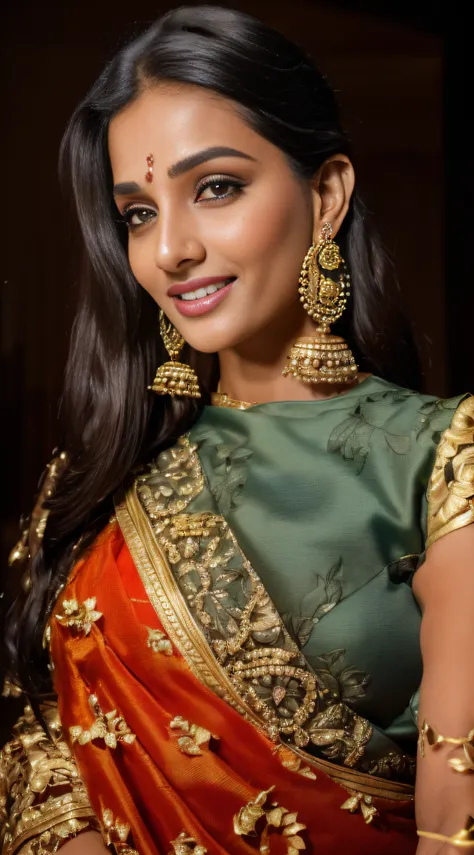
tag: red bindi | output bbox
[145,154,154,183]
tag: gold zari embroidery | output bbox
[169,716,217,756]
[427,395,474,548]
[272,745,317,780]
[19,818,90,854]
[419,720,474,773]
[55,597,102,635]
[132,437,373,769]
[168,831,207,855]
[418,815,474,848]
[147,627,173,656]
[234,786,307,855]
[69,694,136,749]
[340,791,379,824]
[102,808,139,854]
[0,703,97,855]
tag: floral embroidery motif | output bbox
[362,750,416,782]
[147,627,173,656]
[168,832,207,855]
[207,442,253,514]
[136,439,204,531]
[55,597,102,635]
[427,395,474,547]
[340,791,378,824]
[284,558,344,648]
[102,808,139,854]
[69,694,136,749]
[415,396,463,445]
[169,716,217,756]
[328,390,413,473]
[272,744,317,780]
[234,786,307,855]
[136,436,421,776]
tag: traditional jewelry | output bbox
[419,720,474,773]
[148,310,201,398]
[145,153,154,183]
[211,392,254,410]
[283,222,358,386]
[418,815,474,849]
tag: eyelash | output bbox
[121,174,245,230]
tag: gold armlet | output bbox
[418,720,474,773]
[417,816,474,849]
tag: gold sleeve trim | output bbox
[0,702,98,854]
[427,395,474,549]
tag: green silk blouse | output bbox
[189,375,468,756]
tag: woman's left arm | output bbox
[413,525,474,854]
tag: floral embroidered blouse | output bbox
[189,375,473,772]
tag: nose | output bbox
[153,205,206,274]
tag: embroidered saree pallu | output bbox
[47,436,418,855]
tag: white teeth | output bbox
[179,279,233,301]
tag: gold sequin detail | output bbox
[102,808,139,854]
[55,597,102,635]
[234,787,307,855]
[69,694,136,749]
[272,744,317,780]
[169,716,217,756]
[147,627,173,656]
[340,791,379,824]
[168,832,207,855]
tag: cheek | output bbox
[127,238,156,296]
[236,183,312,293]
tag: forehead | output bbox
[108,83,269,177]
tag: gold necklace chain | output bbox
[211,392,255,410]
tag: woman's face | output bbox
[109,83,318,354]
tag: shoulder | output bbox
[353,376,467,438]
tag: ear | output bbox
[310,155,355,241]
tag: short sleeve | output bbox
[426,394,474,549]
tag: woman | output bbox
[1,6,473,854]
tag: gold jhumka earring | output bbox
[148,310,201,398]
[283,222,358,385]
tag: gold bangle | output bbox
[418,721,474,773]
[418,816,474,849]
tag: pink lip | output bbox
[167,276,234,297]
[172,279,235,317]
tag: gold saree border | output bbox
[115,487,414,803]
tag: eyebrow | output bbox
[113,146,255,196]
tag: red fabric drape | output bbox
[50,522,417,855]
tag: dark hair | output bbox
[2,5,421,694]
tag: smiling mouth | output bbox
[176,277,236,300]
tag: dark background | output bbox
[0,0,470,724]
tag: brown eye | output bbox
[123,206,156,229]
[196,177,245,203]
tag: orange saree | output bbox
[48,438,418,855]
